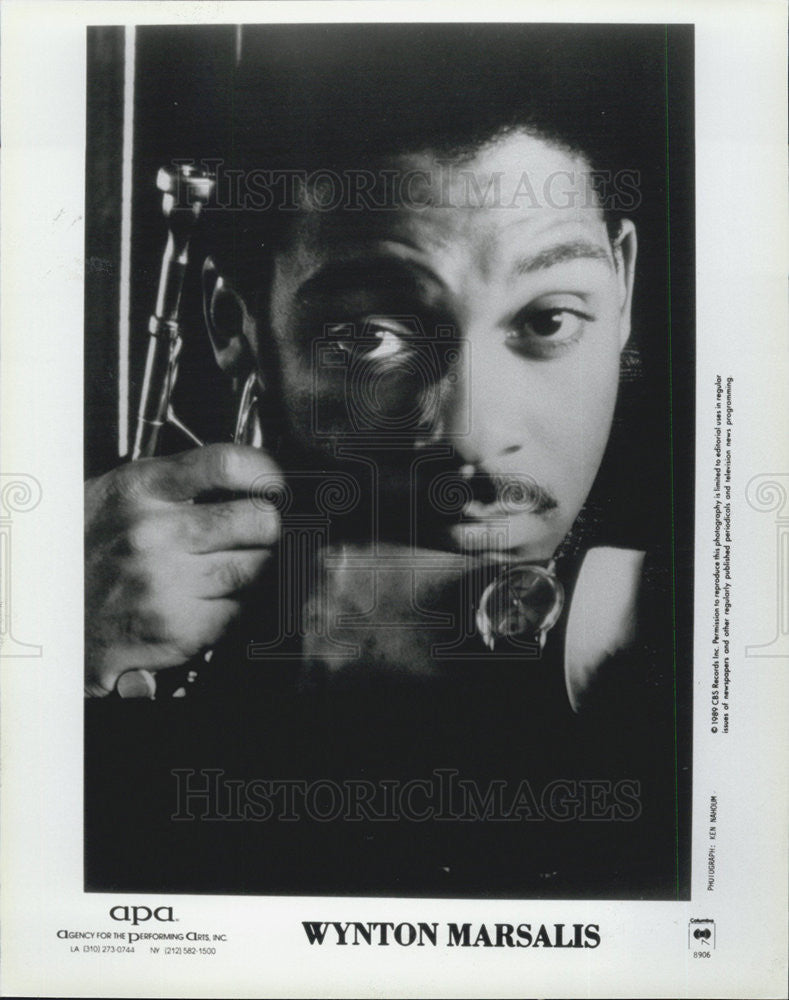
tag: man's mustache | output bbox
[426,471,559,517]
[246,467,559,519]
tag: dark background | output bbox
[84,23,694,899]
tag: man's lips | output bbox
[423,470,559,520]
[460,497,559,520]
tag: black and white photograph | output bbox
[83,22,694,899]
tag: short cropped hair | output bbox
[228,24,664,228]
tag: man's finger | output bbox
[93,595,240,683]
[190,549,273,597]
[124,444,284,504]
[132,498,280,554]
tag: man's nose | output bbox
[436,340,525,465]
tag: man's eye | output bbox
[506,306,590,357]
[364,324,409,360]
[327,318,413,361]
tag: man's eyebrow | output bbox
[511,240,612,276]
[296,255,444,301]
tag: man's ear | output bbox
[202,256,256,375]
[612,219,637,350]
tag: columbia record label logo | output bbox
[688,919,715,948]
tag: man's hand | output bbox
[85,444,282,697]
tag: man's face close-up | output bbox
[266,131,636,562]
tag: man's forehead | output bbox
[389,134,596,207]
[280,133,609,278]
[280,201,610,294]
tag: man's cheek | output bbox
[310,363,430,437]
[538,388,612,494]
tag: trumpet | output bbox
[132,164,214,461]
